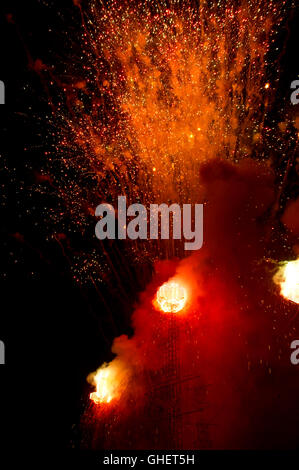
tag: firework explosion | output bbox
[22,0,298,450]
[48,0,293,249]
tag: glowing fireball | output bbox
[155,281,187,313]
[89,365,114,405]
[274,259,299,304]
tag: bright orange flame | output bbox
[155,281,187,313]
[89,365,115,404]
[274,259,299,304]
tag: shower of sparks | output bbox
[40,0,294,284]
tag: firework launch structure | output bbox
[146,281,212,449]
[87,279,213,449]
